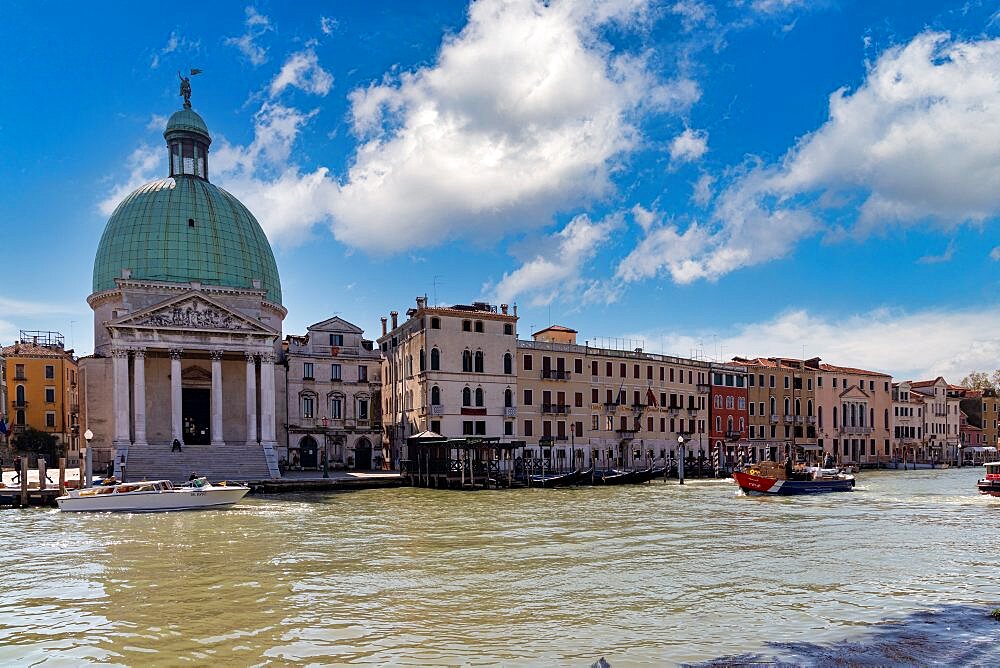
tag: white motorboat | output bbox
[56,478,249,512]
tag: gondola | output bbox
[529,467,592,488]
[592,468,641,485]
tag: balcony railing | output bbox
[541,404,570,414]
[430,404,444,416]
[541,369,571,380]
[604,402,621,412]
[783,414,794,422]
[808,416,817,424]
[13,374,26,381]
[725,430,742,439]
[770,414,779,423]
[794,415,804,424]
[504,407,517,417]
[839,425,874,434]
[616,428,639,437]
[11,400,28,408]
[696,383,710,393]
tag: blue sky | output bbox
[1,0,998,380]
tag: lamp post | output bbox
[677,434,686,485]
[83,429,93,487]
[957,443,963,468]
[570,423,576,473]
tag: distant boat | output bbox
[592,469,643,485]
[977,462,1000,497]
[57,478,249,512]
[733,461,855,495]
[529,467,591,488]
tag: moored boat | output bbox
[56,478,249,512]
[733,461,855,495]
[529,467,592,488]
[976,462,1000,497]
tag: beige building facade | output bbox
[892,381,927,462]
[909,377,961,463]
[813,362,893,465]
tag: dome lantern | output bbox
[164,108,211,180]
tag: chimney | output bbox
[500,304,508,315]
[390,311,399,329]
[512,304,518,317]
[380,317,388,336]
[416,296,426,310]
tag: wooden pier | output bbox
[0,458,71,508]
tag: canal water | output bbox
[0,468,997,666]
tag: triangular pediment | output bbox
[110,292,277,335]
[839,385,870,400]
[308,316,363,334]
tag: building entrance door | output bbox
[299,436,318,468]
[354,438,372,469]
[183,388,211,445]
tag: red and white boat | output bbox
[733,461,855,495]
[976,462,1000,497]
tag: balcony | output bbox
[794,415,804,424]
[631,403,646,412]
[616,428,639,438]
[696,383,710,394]
[14,374,26,381]
[430,404,444,416]
[604,402,621,412]
[504,406,517,417]
[770,414,779,423]
[541,403,570,414]
[725,430,742,440]
[839,425,874,435]
[553,434,569,442]
[11,400,28,409]
[808,416,817,424]
[541,369,571,380]
[783,414,794,423]
[686,407,699,415]
[70,403,80,414]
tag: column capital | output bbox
[245,351,258,363]
[111,347,130,359]
[132,347,147,359]
[210,349,225,361]
[260,352,276,364]
[169,348,183,360]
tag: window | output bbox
[301,395,315,418]
[575,393,584,408]
[462,387,472,406]
[15,410,24,425]
[592,414,599,430]
[607,362,613,376]
[524,355,533,371]
[748,374,755,387]
[45,365,54,379]
[474,351,484,373]
[45,387,55,403]
[330,396,343,418]
[503,353,513,375]
[463,350,473,372]
[330,364,341,380]
[330,334,344,346]
[15,364,25,380]
[524,420,533,436]
[431,348,440,371]
[462,320,472,332]
[46,412,56,428]
[575,359,583,374]
[474,320,484,333]
[738,397,746,410]
[818,376,823,387]
[431,317,441,329]
[503,323,513,335]
[592,360,598,376]
[592,388,599,404]
[358,399,370,420]
[523,389,533,405]
[303,362,314,379]
[784,376,789,389]
[505,388,513,407]
[432,386,441,405]
[749,402,755,416]
[807,378,813,390]
[725,396,734,409]
[358,365,368,382]
[475,388,484,407]
[769,375,775,388]
[504,422,513,436]
[419,350,426,372]
[463,421,474,435]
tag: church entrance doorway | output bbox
[354,438,372,470]
[183,388,211,445]
[299,436,318,469]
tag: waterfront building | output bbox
[1,331,80,464]
[732,357,818,462]
[982,388,1000,447]
[79,95,286,481]
[284,317,383,470]
[959,410,986,449]
[907,377,961,464]
[378,298,519,466]
[812,362,893,465]
[892,381,927,463]
[708,362,749,466]
[518,326,711,469]
[0,347,6,445]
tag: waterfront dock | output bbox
[247,470,404,494]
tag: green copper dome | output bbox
[92,110,282,304]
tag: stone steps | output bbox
[123,443,273,482]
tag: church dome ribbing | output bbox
[92,106,282,304]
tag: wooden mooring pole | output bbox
[59,457,66,495]
[20,458,28,507]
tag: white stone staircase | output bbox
[122,442,274,482]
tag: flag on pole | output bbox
[190,68,203,76]
[0,417,8,435]
[646,387,658,408]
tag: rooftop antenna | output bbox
[432,275,443,306]
[69,320,75,350]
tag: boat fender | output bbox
[851,479,856,487]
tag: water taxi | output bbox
[56,478,249,512]
[733,461,855,495]
[976,462,1000,497]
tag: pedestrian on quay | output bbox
[171,438,183,452]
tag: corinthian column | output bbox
[111,347,131,447]
[132,348,147,446]
[170,349,184,444]
[211,350,225,446]
[246,352,258,445]
[260,352,277,445]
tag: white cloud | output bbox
[98,145,160,216]
[329,0,698,252]
[669,128,709,163]
[670,1,716,30]
[320,16,338,35]
[0,297,84,317]
[749,0,804,13]
[991,246,1000,261]
[490,213,620,306]
[621,31,1000,286]
[917,240,955,265]
[691,172,714,206]
[149,31,200,69]
[225,6,273,66]
[270,48,333,97]
[635,306,1000,382]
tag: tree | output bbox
[961,370,1000,391]
[14,427,58,461]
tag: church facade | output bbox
[79,99,286,481]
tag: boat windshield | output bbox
[986,463,1000,475]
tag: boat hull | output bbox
[977,479,1000,497]
[733,471,854,495]
[57,486,249,512]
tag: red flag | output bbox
[646,387,658,407]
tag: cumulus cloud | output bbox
[98,145,160,216]
[270,48,333,97]
[320,16,338,35]
[635,306,1000,382]
[991,246,1000,261]
[749,0,805,13]
[329,0,698,252]
[670,1,716,31]
[621,31,1000,285]
[669,128,709,163]
[489,213,620,306]
[225,6,273,66]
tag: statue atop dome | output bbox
[178,69,203,109]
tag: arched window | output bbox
[329,393,344,419]
[739,417,745,431]
[462,350,473,372]
[430,317,440,329]
[463,387,472,406]
[503,352,513,375]
[715,395,722,408]
[727,416,734,433]
[475,387,484,407]
[419,349,426,372]
[431,347,440,371]
[833,406,838,428]
[725,396,734,409]
[431,385,441,406]
[504,388,513,407]
[300,393,315,419]
[807,399,813,416]
[783,397,790,415]
[15,385,25,404]
[715,415,722,431]
[769,396,776,415]
[474,350,484,373]
[795,398,801,416]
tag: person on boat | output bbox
[188,472,200,481]
[784,455,793,479]
[12,455,20,484]
[824,452,834,469]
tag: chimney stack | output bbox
[500,304,508,315]
[390,311,399,329]
[380,317,388,336]
[512,304,518,317]
[416,296,426,310]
